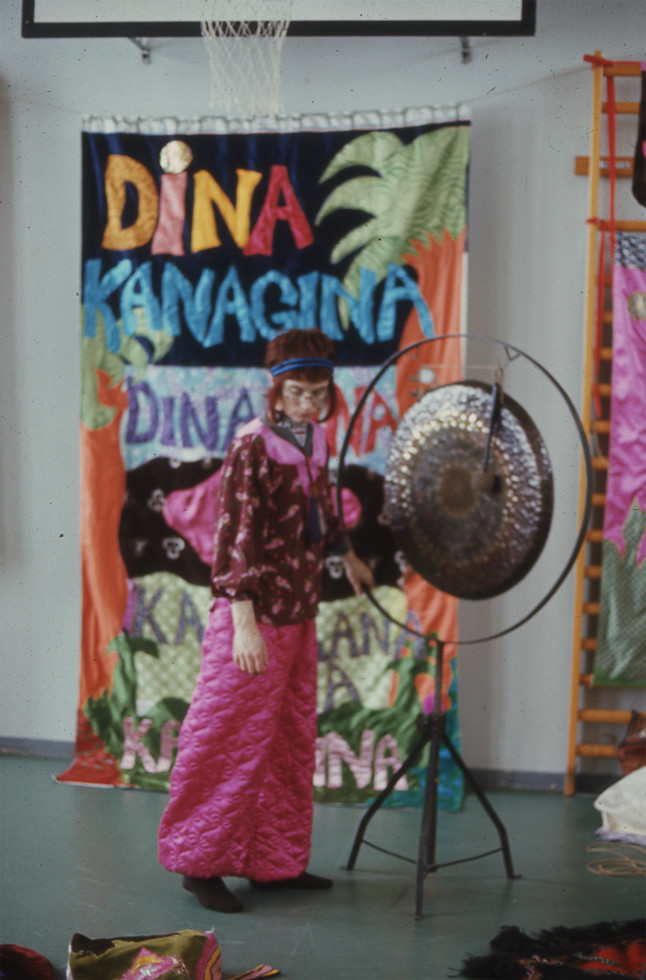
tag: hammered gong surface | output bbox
[384,382,553,599]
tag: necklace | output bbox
[271,414,322,543]
[273,413,310,448]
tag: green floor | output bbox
[1,755,643,979]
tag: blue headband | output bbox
[269,358,335,377]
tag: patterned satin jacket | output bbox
[210,417,348,625]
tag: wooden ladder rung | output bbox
[585,530,604,544]
[592,492,607,507]
[591,420,610,434]
[604,64,644,78]
[584,566,602,580]
[579,708,633,724]
[591,457,609,471]
[576,743,618,759]
[603,101,641,114]
[574,155,635,177]
[596,219,646,232]
[582,601,600,615]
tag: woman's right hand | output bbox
[233,625,268,674]
[231,600,268,674]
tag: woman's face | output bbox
[275,377,331,424]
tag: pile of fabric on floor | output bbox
[594,764,646,848]
[0,931,279,980]
[457,919,646,979]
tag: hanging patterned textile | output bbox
[594,233,646,687]
[58,108,471,809]
[632,64,646,208]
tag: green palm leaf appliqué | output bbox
[594,500,646,686]
[316,126,470,308]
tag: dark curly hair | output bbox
[264,328,338,422]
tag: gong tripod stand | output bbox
[337,334,592,919]
[345,636,518,920]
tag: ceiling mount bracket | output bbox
[129,37,151,64]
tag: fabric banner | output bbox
[632,67,646,208]
[594,233,646,687]
[59,108,471,810]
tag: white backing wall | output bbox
[1,0,644,777]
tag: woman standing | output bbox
[158,328,373,913]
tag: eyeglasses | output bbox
[281,384,330,405]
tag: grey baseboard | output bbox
[469,768,564,792]
[0,740,619,797]
[468,768,621,796]
[571,772,621,796]
[0,737,74,759]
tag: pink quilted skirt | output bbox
[158,599,318,881]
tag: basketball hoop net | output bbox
[200,0,293,119]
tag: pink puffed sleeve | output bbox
[163,469,223,567]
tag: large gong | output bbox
[384,381,553,600]
[336,334,592,645]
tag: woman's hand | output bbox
[231,600,268,674]
[342,550,374,596]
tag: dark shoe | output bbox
[182,875,243,912]
[250,871,333,891]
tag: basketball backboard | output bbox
[22,0,536,38]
